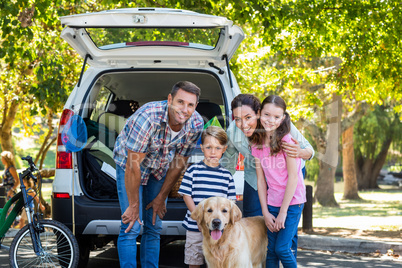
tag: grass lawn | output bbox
[41,183,53,204]
[304,181,402,231]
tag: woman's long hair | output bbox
[1,151,15,167]
[250,95,291,155]
[231,94,261,114]
[231,94,265,140]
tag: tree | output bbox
[355,107,402,189]
[228,0,402,205]
[0,1,83,163]
[2,0,402,207]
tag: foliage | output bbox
[355,106,402,163]
[2,1,401,133]
[1,1,402,201]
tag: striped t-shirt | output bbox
[178,161,236,232]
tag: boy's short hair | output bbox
[201,126,227,145]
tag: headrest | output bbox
[107,100,139,118]
[196,102,225,128]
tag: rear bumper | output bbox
[51,195,189,236]
[52,195,242,236]
[82,220,186,236]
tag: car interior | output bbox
[80,70,229,200]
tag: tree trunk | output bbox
[342,126,360,199]
[0,100,19,153]
[314,93,341,207]
[39,137,57,169]
[39,169,55,178]
[356,137,392,190]
[355,113,398,190]
[315,160,338,206]
[35,109,55,169]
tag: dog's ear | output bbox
[230,200,242,224]
[191,199,205,224]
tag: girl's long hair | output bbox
[250,95,291,155]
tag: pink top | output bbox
[251,133,306,207]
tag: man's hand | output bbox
[146,195,167,225]
[122,202,142,233]
[282,138,302,158]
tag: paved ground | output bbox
[0,236,401,267]
[1,185,400,267]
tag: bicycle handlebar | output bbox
[21,156,37,170]
[20,156,39,182]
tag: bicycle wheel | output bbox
[9,219,79,268]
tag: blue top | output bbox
[221,121,314,191]
[2,166,16,186]
[178,161,236,232]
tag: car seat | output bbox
[196,102,225,128]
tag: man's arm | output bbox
[146,154,189,225]
[122,149,146,232]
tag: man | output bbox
[113,81,204,267]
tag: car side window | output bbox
[90,85,113,121]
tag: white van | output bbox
[52,8,245,266]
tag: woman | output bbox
[1,151,20,199]
[221,94,314,217]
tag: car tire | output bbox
[76,235,91,268]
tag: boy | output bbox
[178,126,237,268]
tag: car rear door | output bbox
[60,8,244,68]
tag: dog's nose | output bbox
[212,219,221,229]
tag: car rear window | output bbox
[86,27,222,50]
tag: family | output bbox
[113,81,314,267]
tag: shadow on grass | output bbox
[313,187,402,219]
[303,227,402,242]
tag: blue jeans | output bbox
[243,180,263,217]
[266,204,304,268]
[116,165,166,268]
[244,181,300,257]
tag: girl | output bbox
[18,176,46,228]
[250,95,306,268]
[1,151,20,199]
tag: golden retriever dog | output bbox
[191,196,268,268]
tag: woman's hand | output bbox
[7,189,16,198]
[281,138,301,158]
[39,203,46,212]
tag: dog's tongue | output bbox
[211,230,222,240]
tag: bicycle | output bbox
[0,156,79,267]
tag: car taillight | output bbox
[236,195,243,201]
[54,193,70,199]
[236,153,244,171]
[56,151,73,169]
[56,109,74,169]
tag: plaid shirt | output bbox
[113,100,204,185]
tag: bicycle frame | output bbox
[0,160,44,255]
[0,192,24,239]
